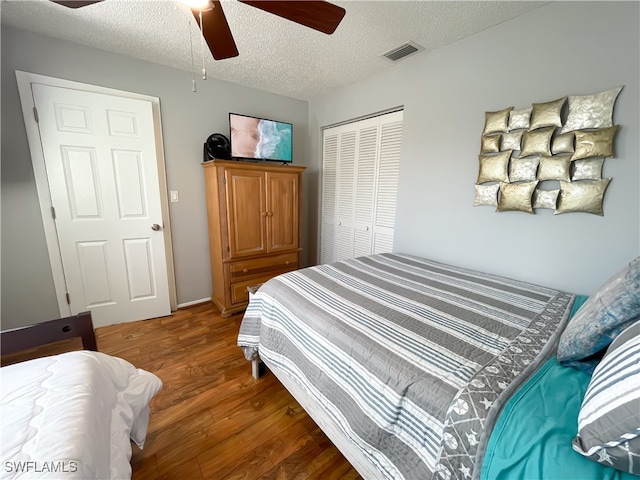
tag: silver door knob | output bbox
[151,224,161,231]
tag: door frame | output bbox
[16,70,177,316]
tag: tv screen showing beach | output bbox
[230,113,293,162]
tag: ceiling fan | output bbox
[50,0,346,60]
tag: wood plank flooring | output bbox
[95,303,362,480]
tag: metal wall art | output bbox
[474,86,623,215]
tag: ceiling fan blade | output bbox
[239,1,345,35]
[51,1,103,8]
[192,1,239,60]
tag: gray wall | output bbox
[1,26,309,328]
[308,1,640,295]
[3,1,639,329]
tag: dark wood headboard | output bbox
[1,311,97,356]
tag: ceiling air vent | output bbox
[381,41,424,62]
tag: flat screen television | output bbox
[229,113,293,163]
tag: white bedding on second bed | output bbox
[1,351,162,479]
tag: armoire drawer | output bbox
[230,269,295,305]
[229,252,298,282]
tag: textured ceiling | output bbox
[1,0,548,100]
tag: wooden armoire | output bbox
[202,160,306,317]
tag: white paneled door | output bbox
[32,84,170,327]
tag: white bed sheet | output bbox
[1,351,162,479]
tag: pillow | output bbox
[481,135,501,154]
[551,132,575,154]
[572,158,605,181]
[473,183,499,207]
[520,127,554,157]
[501,131,523,151]
[496,181,537,213]
[509,156,539,182]
[562,86,624,134]
[529,96,566,130]
[557,255,640,371]
[571,126,619,161]
[555,179,611,216]
[508,107,532,131]
[572,320,640,475]
[477,150,511,184]
[483,107,513,135]
[532,188,559,209]
[537,154,571,181]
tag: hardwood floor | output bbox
[95,303,362,480]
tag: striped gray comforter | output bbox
[238,253,574,479]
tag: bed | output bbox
[238,253,639,480]
[1,312,162,479]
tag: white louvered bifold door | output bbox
[372,111,403,254]
[321,132,338,264]
[353,117,380,257]
[320,110,403,264]
[335,127,357,261]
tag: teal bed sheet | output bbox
[480,296,634,480]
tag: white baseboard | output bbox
[177,297,211,309]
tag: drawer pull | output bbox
[243,268,249,273]
[285,261,290,265]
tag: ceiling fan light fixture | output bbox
[179,0,210,10]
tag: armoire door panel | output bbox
[226,169,266,257]
[267,172,299,252]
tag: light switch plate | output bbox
[170,191,179,203]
